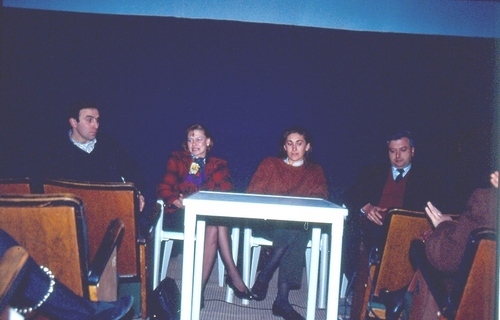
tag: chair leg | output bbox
[249,246,262,288]
[153,205,164,290]
[224,227,240,303]
[305,233,329,309]
[317,233,329,309]
[218,252,225,287]
[161,240,174,282]
[305,246,311,285]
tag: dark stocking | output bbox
[216,226,246,292]
[256,244,288,284]
[275,280,293,310]
[202,226,219,288]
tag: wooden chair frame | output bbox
[0,194,122,304]
[0,178,32,195]
[0,246,29,320]
[359,208,434,319]
[42,179,147,318]
[410,227,496,320]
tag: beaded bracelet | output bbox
[12,265,55,315]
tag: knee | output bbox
[205,226,218,245]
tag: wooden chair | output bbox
[0,194,123,308]
[357,208,434,319]
[0,246,29,320]
[0,179,31,195]
[42,179,147,319]
[409,228,496,320]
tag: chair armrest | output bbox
[0,246,29,314]
[88,218,125,284]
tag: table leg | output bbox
[326,220,344,319]
[180,208,197,320]
[306,227,321,320]
[191,219,206,320]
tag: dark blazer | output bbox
[341,162,449,277]
[345,162,448,214]
[43,133,145,191]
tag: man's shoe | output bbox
[251,279,269,301]
[379,286,408,320]
[94,295,134,320]
[271,302,305,320]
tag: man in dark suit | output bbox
[43,101,146,211]
[343,130,446,281]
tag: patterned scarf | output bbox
[185,155,206,187]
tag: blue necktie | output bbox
[395,169,405,182]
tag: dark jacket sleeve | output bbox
[344,163,387,213]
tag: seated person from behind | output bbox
[423,170,498,273]
[0,228,133,320]
[382,171,498,319]
[43,101,145,211]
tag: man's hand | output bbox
[362,203,387,226]
[138,194,145,212]
[491,171,498,189]
[425,201,451,228]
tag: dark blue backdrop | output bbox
[0,7,496,210]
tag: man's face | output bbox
[69,108,100,143]
[388,137,414,169]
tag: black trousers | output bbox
[254,221,309,288]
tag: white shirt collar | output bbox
[284,157,304,167]
[69,130,97,154]
[392,163,411,180]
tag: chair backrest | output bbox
[453,228,496,320]
[0,178,32,195]
[43,179,139,277]
[374,208,433,294]
[0,246,29,316]
[0,194,89,297]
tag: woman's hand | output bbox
[173,193,184,209]
[490,171,499,189]
[425,201,452,228]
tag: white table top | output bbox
[183,191,347,223]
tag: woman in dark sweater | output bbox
[247,126,328,320]
[156,124,251,304]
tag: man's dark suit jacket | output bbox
[342,162,448,278]
[345,162,446,214]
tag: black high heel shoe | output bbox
[251,278,269,301]
[226,275,254,300]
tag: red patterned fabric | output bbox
[156,151,234,213]
[246,157,328,200]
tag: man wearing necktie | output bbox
[342,131,448,297]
